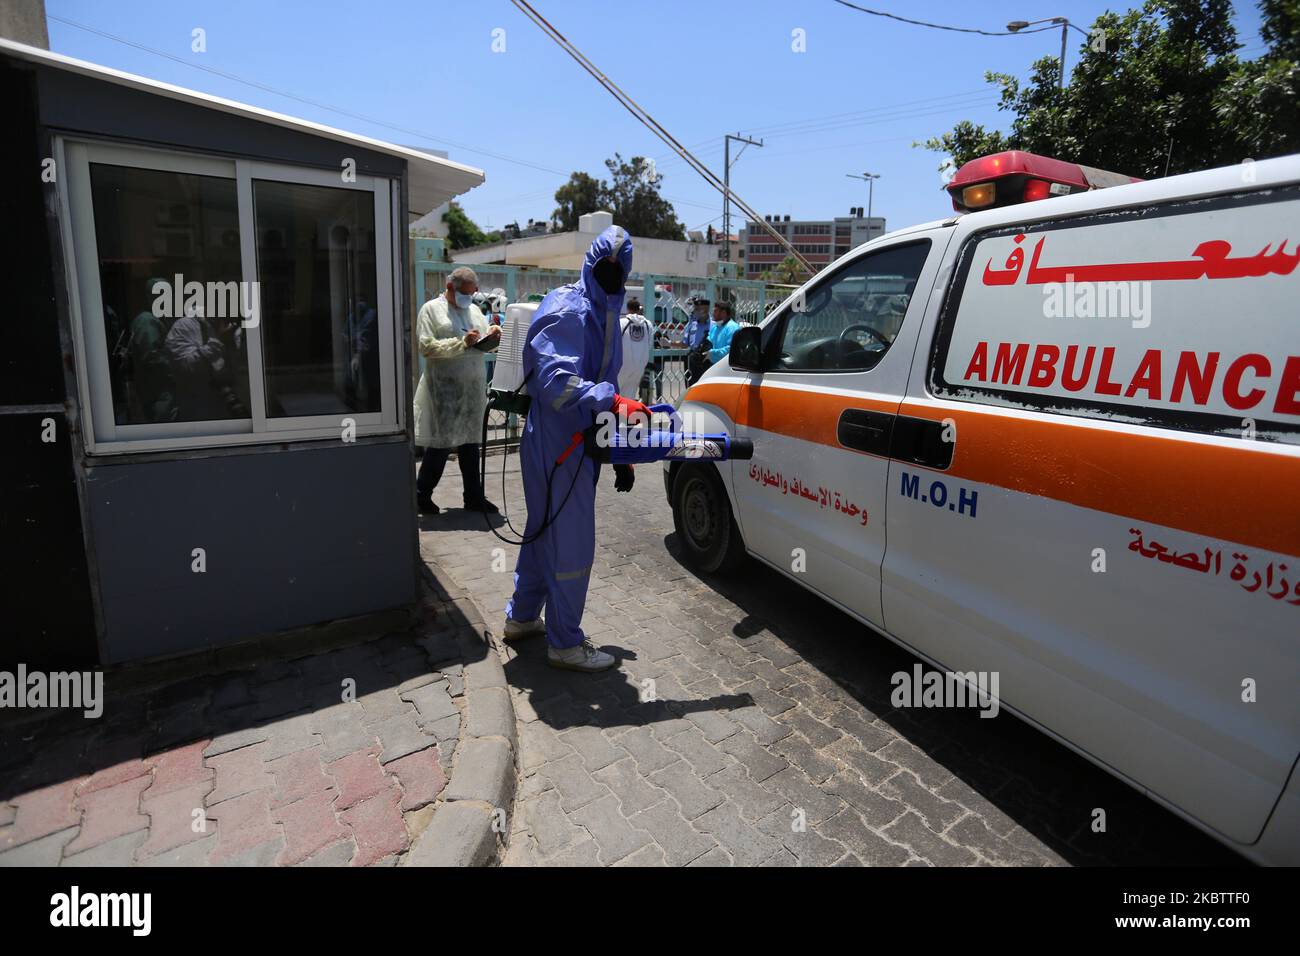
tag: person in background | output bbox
[124,277,176,423]
[618,297,653,401]
[164,297,246,421]
[345,293,379,409]
[413,266,500,515]
[707,300,741,367]
[683,296,711,387]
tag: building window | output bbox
[61,140,398,453]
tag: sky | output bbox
[45,0,1270,237]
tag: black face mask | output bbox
[592,257,624,296]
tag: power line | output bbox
[651,90,995,177]
[47,13,569,177]
[829,1,1059,36]
[739,88,993,138]
[509,0,815,273]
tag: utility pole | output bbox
[845,172,881,235]
[723,133,762,264]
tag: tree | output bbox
[603,154,685,240]
[760,256,806,284]
[552,171,606,233]
[1214,0,1300,159]
[923,0,1300,178]
[441,203,500,251]
[551,155,686,240]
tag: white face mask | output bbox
[454,292,473,309]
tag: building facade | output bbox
[452,210,718,278]
[742,209,886,277]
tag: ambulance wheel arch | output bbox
[665,398,749,571]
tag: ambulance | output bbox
[666,150,1300,864]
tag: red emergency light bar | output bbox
[946,150,1141,214]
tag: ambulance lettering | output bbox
[899,470,978,518]
[944,197,1300,431]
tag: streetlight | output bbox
[845,171,880,229]
[1007,16,1091,89]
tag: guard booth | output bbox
[0,38,484,667]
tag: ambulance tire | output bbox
[672,463,746,575]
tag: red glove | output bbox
[610,393,651,423]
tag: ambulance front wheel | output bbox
[671,463,747,575]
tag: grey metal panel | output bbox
[84,439,418,663]
[34,65,405,179]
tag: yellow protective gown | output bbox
[413,295,491,449]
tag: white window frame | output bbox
[56,137,403,455]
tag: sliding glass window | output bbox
[253,180,381,419]
[60,140,398,453]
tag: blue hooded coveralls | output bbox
[506,226,633,649]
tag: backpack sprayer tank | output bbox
[486,301,539,416]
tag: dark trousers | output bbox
[417,443,483,504]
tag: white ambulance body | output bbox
[667,152,1300,864]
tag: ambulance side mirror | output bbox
[729,324,763,372]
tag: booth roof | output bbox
[0,36,485,217]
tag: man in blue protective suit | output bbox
[502,226,650,672]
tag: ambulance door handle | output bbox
[837,408,895,457]
[889,415,955,470]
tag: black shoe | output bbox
[418,497,441,515]
[464,497,499,514]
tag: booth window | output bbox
[61,140,398,453]
[88,164,250,427]
[253,180,381,418]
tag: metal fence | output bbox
[412,249,772,445]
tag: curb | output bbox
[404,561,518,867]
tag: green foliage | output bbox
[923,0,1300,178]
[760,256,807,284]
[441,203,500,251]
[552,155,686,240]
[552,171,605,233]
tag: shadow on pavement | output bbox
[419,509,508,533]
[0,571,483,825]
[660,530,1245,868]
[502,639,753,733]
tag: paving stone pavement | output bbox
[421,454,1243,867]
[0,577,476,867]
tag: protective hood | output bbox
[580,225,634,314]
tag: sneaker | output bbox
[418,497,440,515]
[547,641,617,673]
[502,616,546,642]
[464,497,500,514]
